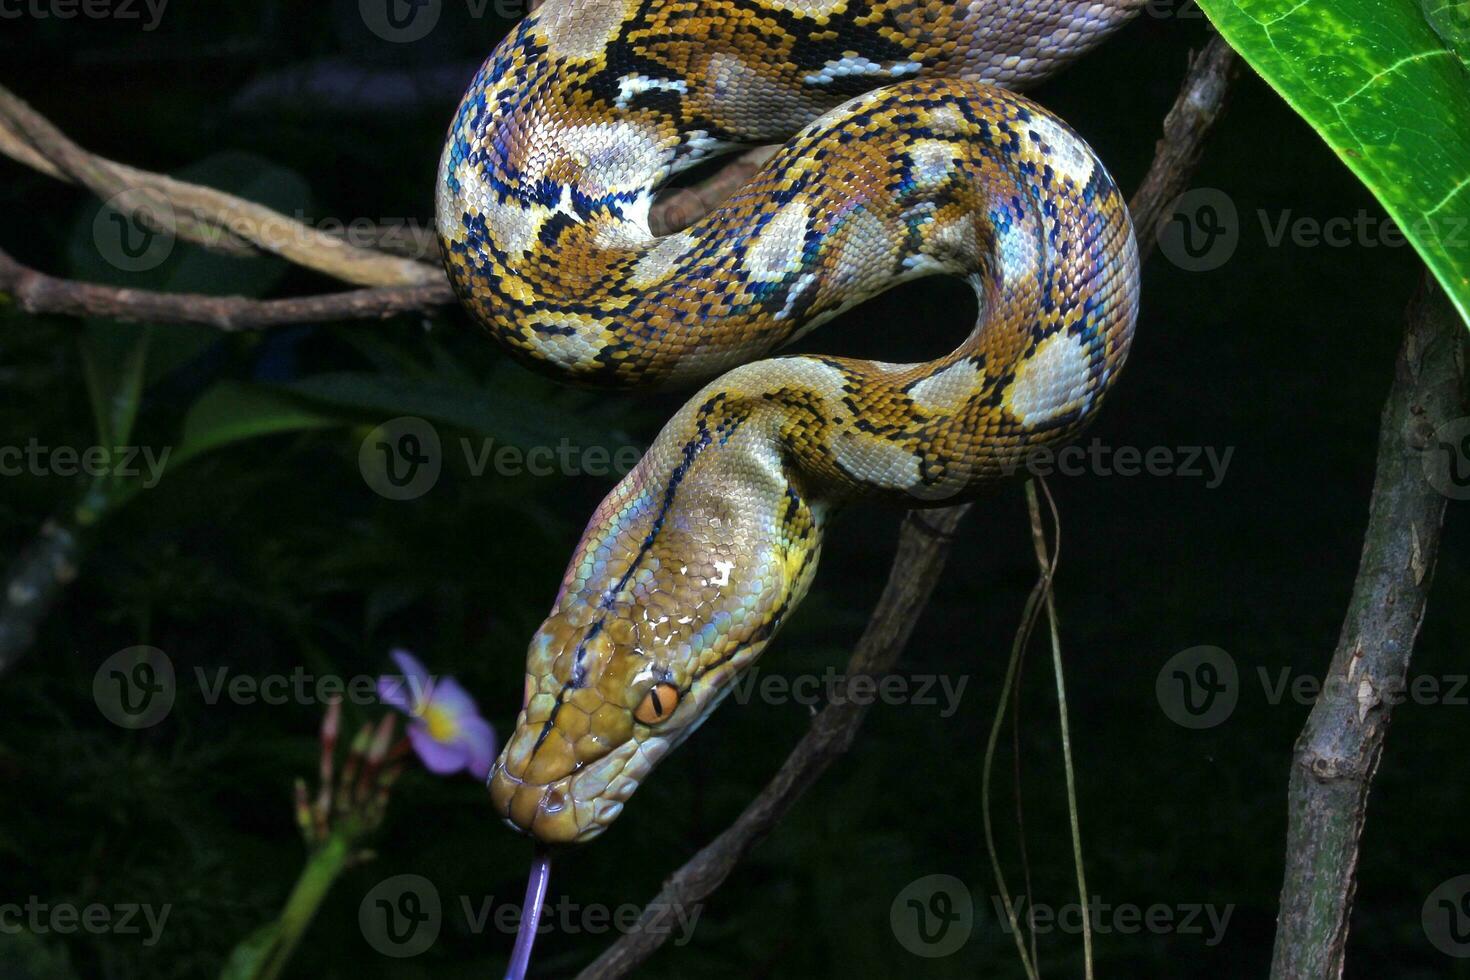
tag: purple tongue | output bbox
[505,845,553,980]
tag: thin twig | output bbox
[983,534,1049,980]
[577,36,1239,978]
[0,83,441,287]
[1269,276,1467,978]
[1026,479,1093,979]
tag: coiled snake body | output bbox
[437,0,1143,843]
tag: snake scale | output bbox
[435,0,1144,844]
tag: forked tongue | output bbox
[505,845,553,980]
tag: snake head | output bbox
[488,418,825,843]
[489,605,688,844]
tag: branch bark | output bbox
[0,83,442,287]
[0,520,82,677]
[576,36,1239,979]
[1270,277,1468,978]
[0,244,455,330]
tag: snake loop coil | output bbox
[436,0,1143,843]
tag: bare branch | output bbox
[1129,36,1240,264]
[0,245,455,330]
[0,521,81,677]
[577,36,1239,979]
[1270,277,1468,978]
[0,83,442,287]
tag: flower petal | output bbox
[383,650,435,712]
[460,716,497,781]
[409,723,470,774]
[422,675,478,718]
[377,674,416,712]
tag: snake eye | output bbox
[635,683,680,725]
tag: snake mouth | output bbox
[488,736,664,844]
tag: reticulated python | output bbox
[436,0,1143,844]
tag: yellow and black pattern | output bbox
[435,0,1144,843]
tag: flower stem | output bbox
[255,833,353,980]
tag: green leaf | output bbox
[281,372,629,448]
[171,382,344,472]
[1421,0,1470,64]
[80,322,150,448]
[1198,0,1470,325]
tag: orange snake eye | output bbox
[635,683,680,725]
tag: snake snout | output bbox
[488,734,649,844]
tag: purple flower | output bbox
[378,650,496,780]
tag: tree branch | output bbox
[0,83,442,287]
[576,35,1239,979]
[0,244,455,330]
[0,520,82,677]
[1269,277,1468,978]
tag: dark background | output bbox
[1,1,1466,977]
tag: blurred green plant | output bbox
[220,702,404,980]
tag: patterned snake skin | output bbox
[436,0,1144,843]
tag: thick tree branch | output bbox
[577,36,1239,979]
[1270,277,1468,978]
